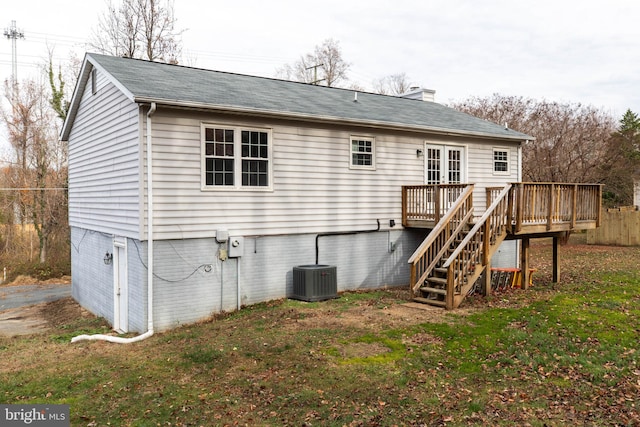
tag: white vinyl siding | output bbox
[147,111,423,240]
[69,90,520,241]
[466,140,519,211]
[67,70,141,237]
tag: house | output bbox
[62,53,535,333]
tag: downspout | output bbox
[72,102,157,344]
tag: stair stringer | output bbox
[443,184,512,309]
[407,185,475,297]
[450,227,508,309]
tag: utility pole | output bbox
[4,20,24,98]
[305,63,325,85]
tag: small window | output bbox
[202,124,271,190]
[493,148,509,175]
[350,136,375,170]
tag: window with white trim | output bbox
[493,148,509,175]
[203,125,271,189]
[350,136,375,169]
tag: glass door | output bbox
[424,144,466,213]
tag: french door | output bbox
[424,144,466,213]
[424,143,465,185]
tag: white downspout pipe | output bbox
[72,102,157,344]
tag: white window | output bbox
[350,136,375,170]
[202,124,272,190]
[493,148,510,175]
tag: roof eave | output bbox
[133,96,532,142]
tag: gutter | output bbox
[132,97,533,143]
[72,102,157,344]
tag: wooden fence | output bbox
[586,208,640,246]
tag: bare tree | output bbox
[1,79,67,263]
[91,0,182,63]
[453,94,618,185]
[372,73,413,95]
[276,39,350,87]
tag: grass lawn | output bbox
[1,234,639,426]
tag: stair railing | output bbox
[407,185,475,296]
[442,184,512,309]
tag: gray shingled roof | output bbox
[63,53,532,141]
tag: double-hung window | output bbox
[493,148,510,175]
[203,124,272,189]
[350,136,375,170]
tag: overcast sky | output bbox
[1,0,639,119]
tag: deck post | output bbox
[547,183,555,231]
[409,263,417,296]
[552,235,560,283]
[435,185,441,224]
[446,263,454,310]
[520,237,530,290]
[596,185,603,227]
[571,184,577,228]
[507,185,515,233]
[483,261,492,296]
[515,183,523,233]
[401,186,408,227]
[482,220,490,265]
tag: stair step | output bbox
[426,276,448,286]
[419,286,447,296]
[413,297,447,307]
[434,267,448,275]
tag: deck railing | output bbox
[403,182,602,233]
[402,184,470,226]
[407,185,474,296]
[404,182,601,309]
[510,183,602,233]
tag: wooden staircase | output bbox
[408,184,512,309]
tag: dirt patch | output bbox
[0,297,93,337]
[291,300,472,332]
[39,296,94,327]
[403,332,444,346]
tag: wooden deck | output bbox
[402,183,602,235]
[403,183,602,309]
